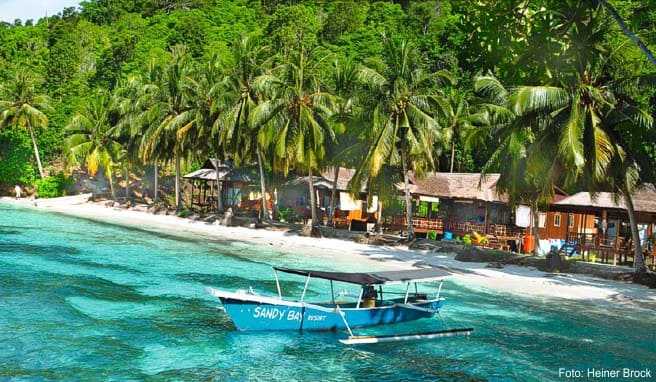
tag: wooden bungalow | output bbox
[549,186,656,268]
[387,172,523,243]
[278,167,379,230]
[183,159,256,213]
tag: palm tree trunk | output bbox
[154,162,159,202]
[532,201,541,256]
[623,185,646,273]
[308,167,318,226]
[401,151,414,240]
[28,125,45,178]
[108,165,116,200]
[124,166,129,199]
[328,166,339,226]
[600,0,656,66]
[450,140,456,173]
[175,151,182,210]
[256,149,269,221]
[213,156,224,213]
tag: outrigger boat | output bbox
[207,267,473,345]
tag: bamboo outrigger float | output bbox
[207,267,473,345]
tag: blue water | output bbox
[1,204,654,381]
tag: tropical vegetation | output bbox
[0,0,654,271]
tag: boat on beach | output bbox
[208,267,473,344]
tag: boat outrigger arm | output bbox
[207,266,473,345]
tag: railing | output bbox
[384,216,524,238]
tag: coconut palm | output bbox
[469,75,549,255]
[65,91,123,199]
[323,57,366,226]
[474,59,654,267]
[140,45,194,210]
[436,90,476,173]
[216,34,271,219]
[251,47,338,226]
[0,71,51,178]
[352,38,449,239]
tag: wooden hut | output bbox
[277,167,379,230]
[183,159,254,212]
[388,172,522,241]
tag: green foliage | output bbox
[277,207,299,223]
[34,173,73,198]
[266,4,321,52]
[0,128,37,186]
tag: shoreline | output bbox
[3,196,656,309]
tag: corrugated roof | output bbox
[404,172,506,203]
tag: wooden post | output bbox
[190,180,195,210]
[484,203,489,234]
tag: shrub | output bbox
[277,207,298,223]
[0,128,37,187]
[35,173,74,198]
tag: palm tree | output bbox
[140,45,194,210]
[181,54,225,212]
[0,71,51,178]
[471,74,557,255]
[436,90,475,173]
[352,38,449,239]
[251,47,338,226]
[113,76,152,201]
[324,57,365,226]
[65,91,123,199]
[474,56,654,266]
[216,34,271,219]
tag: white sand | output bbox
[4,196,656,308]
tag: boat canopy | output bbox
[274,267,450,286]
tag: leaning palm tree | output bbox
[65,91,123,199]
[0,71,51,178]
[251,47,338,226]
[474,57,654,268]
[352,38,449,239]
[140,45,194,210]
[216,34,272,219]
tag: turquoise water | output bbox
[1,204,654,381]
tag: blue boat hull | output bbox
[218,296,444,331]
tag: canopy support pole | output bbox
[355,288,364,309]
[436,280,443,300]
[330,280,335,305]
[300,275,311,302]
[336,305,353,337]
[404,282,411,303]
[274,270,282,299]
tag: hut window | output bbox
[554,213,561,227]
[538,213,546,228]
[568,214,575,228]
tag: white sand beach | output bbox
[4,196,656,308]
